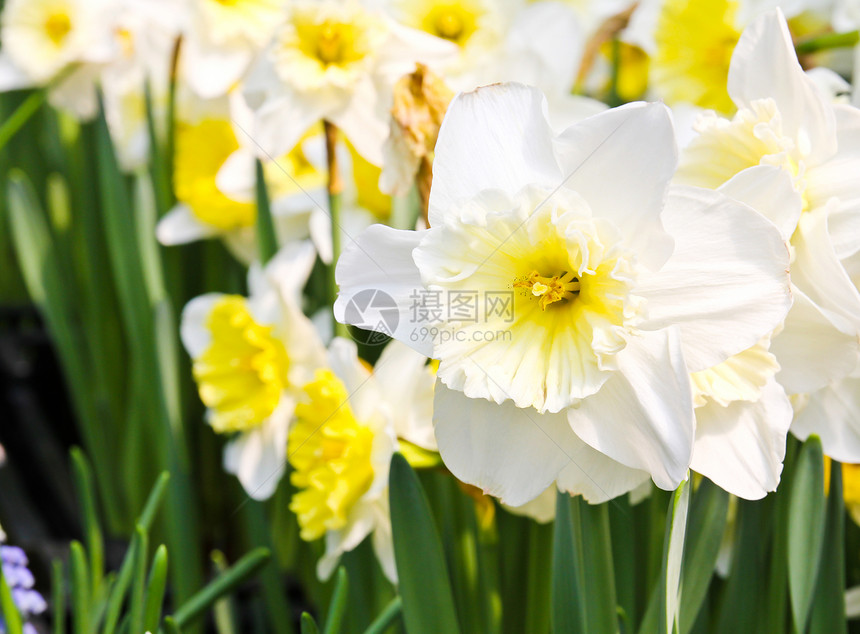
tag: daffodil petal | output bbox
[428,83,561,227]
[179,293,223,358]
[554,101,677,270]
[792,375,860,463]
[792,210,860,331]
[770,286,860,394]
[727,9,836,163]
[156,204,219,245]
[334,224,433,356]
[223,404,292,500]
[637,185,791,372]
[691,378,792,500]
[568,327,693,491]
[806,104,860,223]
[434,382,575,507]
[556,442,650,505]
[717,165,802,241]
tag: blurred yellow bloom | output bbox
[289,369,376,541]
[417,0,484,45]
[826,459,860,526]
[174,119,255,231]
[653,0,739,112]
[193,296,290,434]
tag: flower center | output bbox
[514,270,581,311]
[44,12,72,46]
[422,3,480,45]
[193,296,289,433]
[289,369,375,541]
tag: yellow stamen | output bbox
[514,270,581,311]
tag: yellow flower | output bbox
[193,296,289,433]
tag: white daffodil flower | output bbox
[623,0,830,113]
[0,0,116,118]
[385,0,583,95]
[241,0,455,165]
[181,0,286,99]
[100,0,182,171]
[156,93,328,264]
[335,83,792,506]
[180,242,326,500]
[288,337,436,582]
[672,9,860,460]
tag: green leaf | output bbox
[71,448,104,595]
[138,472,170,532]
[788,436,826,632]
[301,613,321,634]
[143,545,169,634]
[0,90,45,152]
[163,615,183,634]
[70,541,91,634]
[660,479,690,634]
[809,460,847,634]
[579,499,618,633]
[388,453,461,634]
[679,479,730,634]
[171,548,271,628]
[255,158,278,264]
[0,551,24,634]
[129,526,149,634]
[102,524,145,634]
[323,567,349,634]
[52,560,66,634]
[363,597,403,634]
[551,491,582,634]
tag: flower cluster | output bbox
[10,0,857,581]
[0,545,47,634]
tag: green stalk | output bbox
[364,597,403,634]
[0,90,46,152]
[323,120,348,339]
[796,30,859,55]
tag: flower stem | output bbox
[324,120,349,339]
[795,30,859,56]
[0,90,46,153]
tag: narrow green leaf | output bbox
[70,448,104,595]
[679,479,730,634]
[551,491,582,634]
[69,541,91,634]
[323,567,348,634]
[143,546,169,634]
[255,158,278,264]
[660,479,690,634]
[524,520,552,634]
[809,460,847,634]
[128,526,149,634]
[788,436,826,632]
[579,500,618,633]
[0,551,24,634]
[171,548,271,628]
[301,612,321,634]
[102,529,144,634]
[138,472,170,532]
[0,89,45,151]
[163,615,183,634]
[388,453,461,634]
[52,560,66,634]
[363,597,402,634]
